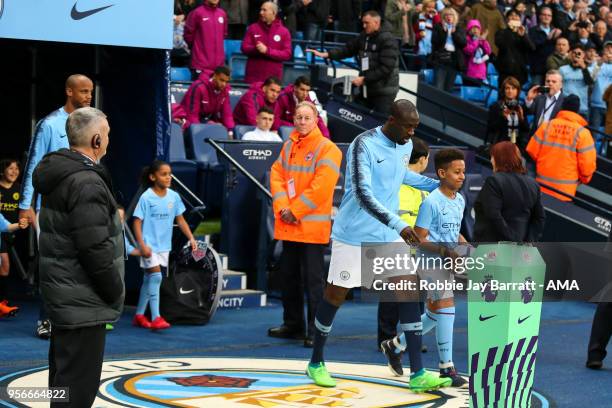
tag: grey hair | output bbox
[65,107,107,147]
[295,101,319,116]
[263,1,278,14]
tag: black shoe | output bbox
[380,339,404,376]
[440,366,468,388]
[304,336,314,348]
[586,360,603,370]
[268,325,304,340]
[36,319,52,340]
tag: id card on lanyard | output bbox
[287,178,296,199]
[361,37,370,71]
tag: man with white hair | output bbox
[32,107,125,408]
[18,73,93,340]
[241,1,292,84]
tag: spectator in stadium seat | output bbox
[569,21,596,50]
[495,9,535,86]
[554,0,576,35]
[174,66,235,135]
[19,74,94,340]
[274,76,330,138]
[486,76,529,148]
[269,101,342,348]
[233,76,283,128]
[591,20,612,54]
[295,0,331,42]
[220,0,249,39]
[559,43,594,117]
[590,42,612,145]
[468,0,506,55]
[526,94,597,201]
[385,0,417,47]
[412,0,439,59]
[242,106,283,142]
[308,10,401,115]
[585,43,601,68]
[184,0,228,80]
[449,0,471,30]
[514,1,537,31]
[546,36,571,71]
[241,2,292,84]
[463,19,492,83]
[528,6,561,86]
[525,70,565,135]
[473,141,545,242]
[431,8,467,92]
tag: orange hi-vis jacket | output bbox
[526,110,597,201]
[270,126,342,244]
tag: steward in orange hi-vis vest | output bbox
[527,107,597,201]
[270,126,342,244]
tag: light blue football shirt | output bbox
[415,188,465,249]
[133,188,186,252]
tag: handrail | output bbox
[537,180,612,218]
[206,139,273,200]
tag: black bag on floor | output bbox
[160,241,223,325]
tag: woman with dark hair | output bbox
[473,141,545,242]
[485,76,529,148]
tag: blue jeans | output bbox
[589,107,606,154]
[304,23,321,43]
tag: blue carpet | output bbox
[0,295,610,407]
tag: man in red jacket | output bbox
[242,1,292,84]
[184,0,228,79]
[175,66,235,133]
[274,76,330,138]
[233,76,283,128]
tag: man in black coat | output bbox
[33,107,125,408]
[307,10,400,115]
[495,9,535,87]
[528,6,562,86]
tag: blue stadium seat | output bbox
[185,124,228,210]
[486,89,499,107]
[278,126,295,141]
[421,69,434,84]
[230,55,247,81]
[488,74,498,88]
[171,67,191,82]
[460,86,488,103]
[454,74,463,85]
[487,64,497,75]
[224,39,242,63]
[293,44,305,59]
[234,125,256,140]
[168,123,199,194]
[283,65,311,85]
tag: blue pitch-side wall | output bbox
[0,0,173,49]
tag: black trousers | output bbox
[587,302,612,362]
[280,241,325,336]
[49,324,106,408]
[356,93,396,116]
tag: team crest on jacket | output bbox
[273,34,281,42]
[305,152,314,161]
[0,357,551,407]
[218,16,224,23]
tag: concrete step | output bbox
[218,289,267,309]
[222,270,247,291]
[218,253,229,270]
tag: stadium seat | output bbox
[171,67,191,82]
[278,126,295,141]
[168,123,199,194]
[488,74,498,88]
[454,74,463,85]
[486,89,499,107]
[224,39,242,63]
[234,125,256,140]
[460,86,489,103]
[170,82,191,104]
[293,44,305,59]
[283,65,310,85]
[421,69,434,84]
[230,55,247,81]
[487,64,497,75]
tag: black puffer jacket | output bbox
[328,22,400,97]
[33,149,125,329]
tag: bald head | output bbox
[390,99,418,122]
[65,74,93,112]
[383,100,420,145]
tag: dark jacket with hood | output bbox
[33,149,125,329]
[328,21,400,97]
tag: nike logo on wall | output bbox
[479,314,496,321]
[71,2,114,20]
[518,315,531,324]
[179,288,195,295]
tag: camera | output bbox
[538,86,550,94]
[505,99,520,111]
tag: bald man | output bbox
[241,1,292,84]
[19,74,93,340]
[305,100,452,393]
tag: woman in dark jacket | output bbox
[431,7,467,92]
[473,141,545,242]
[494,9,535,87]
[486,76,529,149]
